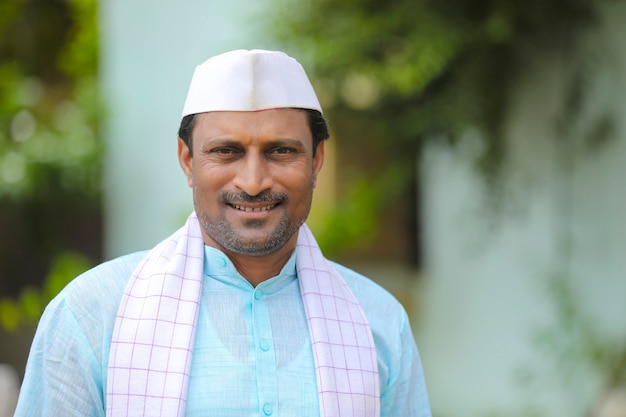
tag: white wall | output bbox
[418,3,626,416]
[99,0,276,258]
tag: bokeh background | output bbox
[1,0,625,416]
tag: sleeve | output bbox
[379,310,432,417]
[13,296,105,417]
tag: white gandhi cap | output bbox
[181,49,322,117]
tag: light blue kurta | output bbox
[14,245,431,416]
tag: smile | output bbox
[231,204,275,212]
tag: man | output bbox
[14,49,431,417]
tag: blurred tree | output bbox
[0,0,101,327]
[270,0,603,265]
[270,1,624,415]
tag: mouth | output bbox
[231,203,277,212]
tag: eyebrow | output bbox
[266,138,307,148]
[204,137,307,147]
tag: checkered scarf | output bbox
[106,212,380,416]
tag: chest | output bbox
[184,284,320,417]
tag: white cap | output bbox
[181,49,322,117]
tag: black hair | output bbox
[177,108,329,156]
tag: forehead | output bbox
[192,109,311,143]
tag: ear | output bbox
[177,137,193,187]
[312,141,325,188]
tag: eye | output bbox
[205,146,243,161]
[208,146,245,157]
[272,147,295,155]
[267,147,299,161]
[269,145,303,156]
[212,147,236,155]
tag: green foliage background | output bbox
[270,0,602,259]
[269,1,624,415]
[0,0,101,330]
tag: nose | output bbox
[232,154,273,196]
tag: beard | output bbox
[195,191,309,257]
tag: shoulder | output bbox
[329,261,430,415]
[328,261,413,359]
[329,261,408,323]
[53,251,148,314]
[16,252,149,416]
[38,251,148,356]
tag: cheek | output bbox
[283,170,316,200]
[191,168,227,202]
[193,164,230,188]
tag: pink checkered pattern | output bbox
[297,225,380,417]
[106,213,379,416]
[106,214,204,417]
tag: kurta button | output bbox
[263,402,273,415]
[217,257,227,267]
[259,339,270,351]
[254,290,262,300]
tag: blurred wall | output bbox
[418,3,626,416]
[99,0,276,258]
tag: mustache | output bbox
[220,191,288,204]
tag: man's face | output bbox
[178,109,325,257]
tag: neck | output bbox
[229,248,294,287]
[210,236,298,287]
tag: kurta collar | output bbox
[202,245,297,293]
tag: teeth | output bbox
[232,204,274,212]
